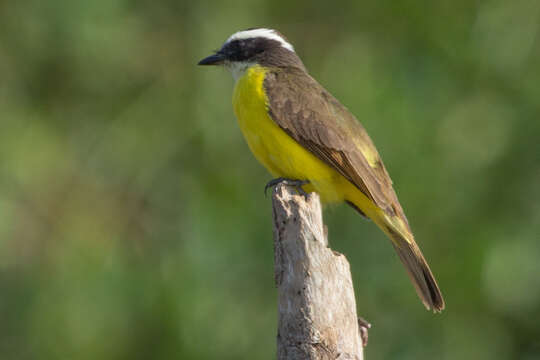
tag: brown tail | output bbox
[391,239,445,312]
[381,219,445,312]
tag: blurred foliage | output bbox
[1,0,539,359]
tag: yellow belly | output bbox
[232,65,378,214]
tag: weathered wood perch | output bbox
[272,184,366,360]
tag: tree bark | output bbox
[272,184,365,360]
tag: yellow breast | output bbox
[232,65,358,204]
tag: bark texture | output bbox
[272,184,364,360]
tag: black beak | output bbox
[198,52,225,66]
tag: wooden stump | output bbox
[271,184,365,360]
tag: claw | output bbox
[264,177,310,198]
[264,177,286,197]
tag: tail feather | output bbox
[390,240,445,312]
[380,218,445,312]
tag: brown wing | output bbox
[264,68,409,225]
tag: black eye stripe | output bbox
[221,38,281,61]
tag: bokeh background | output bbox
[1,0,540,359]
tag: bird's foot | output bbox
[264,177,310,198]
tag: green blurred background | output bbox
[1,0,540,359]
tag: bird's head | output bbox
[198,28,305,80]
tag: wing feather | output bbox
[264,68,408,224]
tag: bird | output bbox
[198,28,444,312]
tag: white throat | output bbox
[226,61,256,81]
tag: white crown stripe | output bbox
[227,28,295,52]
